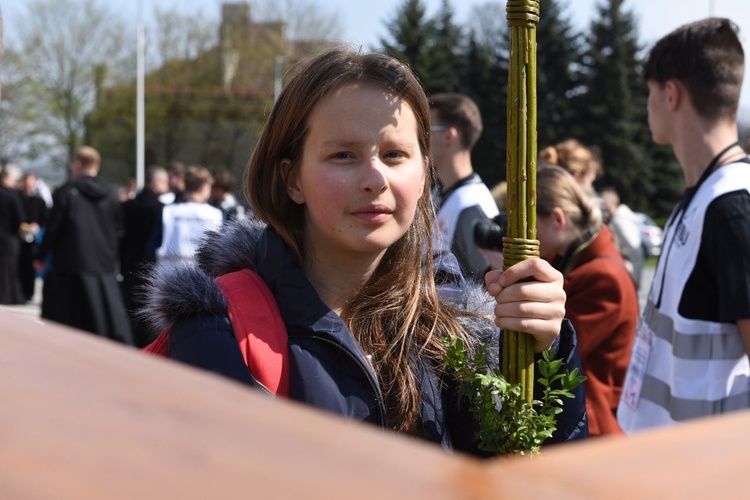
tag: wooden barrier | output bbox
[2,309,748,499]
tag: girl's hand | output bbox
[484,258,566,352]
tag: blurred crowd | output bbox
[0,152,252,348]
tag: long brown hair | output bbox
[246,47,473,433]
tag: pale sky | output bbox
[2,0,750,108]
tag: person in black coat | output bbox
[120,165,169,347]
[35,146,133,345]
[17,171,49,301]
[0,166,26,304]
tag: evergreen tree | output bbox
[574,0,658,213]
[422,0,465,93]
[536,0,583,148]
[380,0,465,94]
[379,0,435,82]
[463,2,510,186]
[645,143,684,219]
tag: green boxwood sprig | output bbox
[443,336,586,456]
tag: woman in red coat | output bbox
[536,166,638,436]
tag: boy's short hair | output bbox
[145,164,166,186]
[429,93,483,150]
[210,167,236,193]
[184,165,213,193]
[75,146,101,170]
[643,17,744,121]
[167,161,185,177]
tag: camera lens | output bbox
[473,212,507,251]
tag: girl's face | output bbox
[536,214,557,260]
[536,210,568,260]
[285,84,427,264]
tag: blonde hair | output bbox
[537,166,602,234]
[539,139,601,183]
[75,146,101,172]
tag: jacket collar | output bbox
[553,224,619,276]
[254,228,348,337]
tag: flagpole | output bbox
[136,0,146,190]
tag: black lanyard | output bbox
[654,141,741,308]
[672,141,741,223]
[435,172,482,210]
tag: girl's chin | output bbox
[353,235,404,254]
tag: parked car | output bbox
[634,212,663,257]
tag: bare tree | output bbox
[0,50,46,164]
[3,0,129,170]
[150,6,218,69]
[251,0,342,41]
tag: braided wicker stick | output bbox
[503,0,539,402]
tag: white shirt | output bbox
[157,202,223,263]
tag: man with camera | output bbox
[430,93,500,280]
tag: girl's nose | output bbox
[360,157,387,193]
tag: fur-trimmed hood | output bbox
[139,217,266,336]
[140,217,501,352]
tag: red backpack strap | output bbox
[142,329,170,356]
[215,269,290,397]
[140,269,289,397]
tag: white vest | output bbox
[618,161,750,432]
[436,182,499,250]
[157,202,223,263]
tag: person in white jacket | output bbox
[155,165,223,266]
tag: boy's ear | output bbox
[665,80,682,111]
[445,126,460,146]
[281,159,304,204]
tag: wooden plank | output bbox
[0,311,489,499]
[488,408,750,498]
[3,308,750,498]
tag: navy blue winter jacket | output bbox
[143,219,588,456]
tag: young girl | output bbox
[143,48,587,454]
[536,166,638,436]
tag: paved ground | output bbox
[638,265,655,311]
[1,278,43,320]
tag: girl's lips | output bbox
[351,207,393,223]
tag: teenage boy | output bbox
[430,93,499,280]
[619,18,750,432]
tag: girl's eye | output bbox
[330,152,355,161]
[384,151,407,160]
